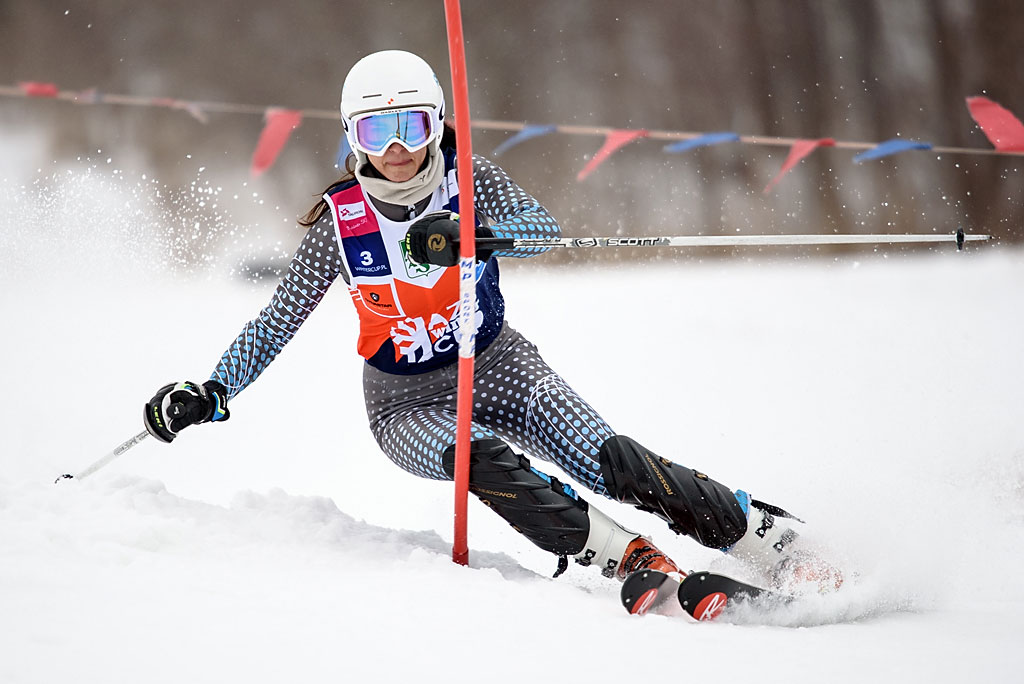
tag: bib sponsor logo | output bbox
[343,233,392,278]
[354,284,399,316]
[388,304,483,364]
[337,202,366,220]
[400,239,443,279]
[365,291,394,311]
[390,316,439,363]
[389,313,452,363]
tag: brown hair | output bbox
[298,123,458,228]
[298,153,359,227]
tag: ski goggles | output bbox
[352,108,435,155]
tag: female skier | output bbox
[144,50,839,592]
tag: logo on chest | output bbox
[337,202,367,221]
[399,239,443,279]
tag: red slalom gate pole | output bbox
[443,0,476,566]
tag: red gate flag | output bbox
[251,108,303,176]
[577,129,649,181]
[763,138,836,193]
[966,96,1024,152]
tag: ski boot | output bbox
[616,535,682,579]
[726,490,843,594]
[571,502,681,580]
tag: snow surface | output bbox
[2,170,1023,683]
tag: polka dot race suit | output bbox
[210,151,616,495]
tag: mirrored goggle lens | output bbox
[355,110,432,154]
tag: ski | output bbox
[677,571,790,621]
[619,568,683,615]
[621,569,791,620]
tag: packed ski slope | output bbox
[2,171,1022,683]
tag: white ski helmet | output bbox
[340,50,445,156]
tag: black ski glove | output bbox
[144,380,230,443]
[405,210,496,267]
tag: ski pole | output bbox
[474,228,987,251]
[55,430,150,484]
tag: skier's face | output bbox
[367,142,427,183]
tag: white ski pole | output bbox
[55,430,150,484]
[475,228,987,251]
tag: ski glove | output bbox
[144,380,230,443]
[405,210,496,267]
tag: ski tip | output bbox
[689,591,729,621]
[620,569,677,616]
[677,571,774,621]
[54,473,73,484]
[628,588,661,616]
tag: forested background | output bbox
[2,0,1021,266]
